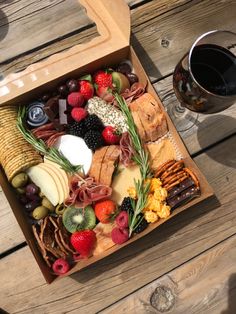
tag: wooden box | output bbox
[0,0,213,283]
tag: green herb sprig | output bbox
[115,93,151,237]
[17,106,83,174]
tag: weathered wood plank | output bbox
[154,75,236,155]
[102,234,236,314]
[0,0,145,64]
[1,136,236,313]
[0,187,24,253]
[0,0,93,63]
[1,0,235,80]
[132,0,236,81]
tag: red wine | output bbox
[190,44,236,96]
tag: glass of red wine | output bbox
[170,30,236,131]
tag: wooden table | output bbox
[1,1,236,313]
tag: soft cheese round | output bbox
[54,135,93,174]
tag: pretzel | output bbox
[165,174,189,191]
[183,167,200,189]
[161,160,184,180]
[162,170,186,186]
[155,160,176,178]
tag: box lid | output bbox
[0,0,130,105]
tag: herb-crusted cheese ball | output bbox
[87,97,128,133]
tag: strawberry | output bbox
[67,92,84,107]
[70,230,96,257]
[102,126,121,145]
[96,86,114,102]
[78,80,94,100]
[71,107,88,122]
[111,227,129,244]
[94,200,116,224]
[52,258,70,275]
[93,70,112,88]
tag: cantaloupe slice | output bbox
[27,165,59,206]
[42,159,69,201]
[112,164,141,204]
[37,163,64,204]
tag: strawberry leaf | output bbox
[79,74,92,82]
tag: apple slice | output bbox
[27,165,59,206]
[37,163,65,204]
[44,158,69,199]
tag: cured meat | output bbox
[120,132,135,167]
[65,175,112,207]
[129,93,168,142]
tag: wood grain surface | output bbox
[1,135,236,313]
[102,233,236,314]
[1,0,236,80]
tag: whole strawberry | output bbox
[93,70,112,88]
[94,200,116,224]
[78,80,94,100]
[71,107,88,122]
[70,230,96,258]
[102,126,121,145]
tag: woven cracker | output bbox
[0,105,42,180]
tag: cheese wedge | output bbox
[112,164,141,204]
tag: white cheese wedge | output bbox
[27,165,59,206]
[112,164,141,204]
[54,135,93,175]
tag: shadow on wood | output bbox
[131,32,162,80]
[197,119,236,168]
[221,273,236,314]
[69,194,219,284]
[0,9,8,42]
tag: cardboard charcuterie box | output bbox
[0,0,214,283]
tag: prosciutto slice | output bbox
[65,176,112,208]
[120,132,135,167]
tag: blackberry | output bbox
[133,215,149,234]
[67,120,87,138]
[84,114,104,131]
[84,130,104,150]
[120,197,133,212]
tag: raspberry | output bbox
[115,211,129,228]
[84,130,104,150]
[67,120,87,138]
[71,107,88,123]
[52,258,70,275]
[84,114,104,131]
[111,227,129,244]
[67,92,84,107]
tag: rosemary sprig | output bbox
[17,106,83,174]
[115,93,151,237]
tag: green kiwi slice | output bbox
[62,206,96,233]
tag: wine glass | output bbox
[169,30,236,132]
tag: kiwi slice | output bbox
[62,206,96,233]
